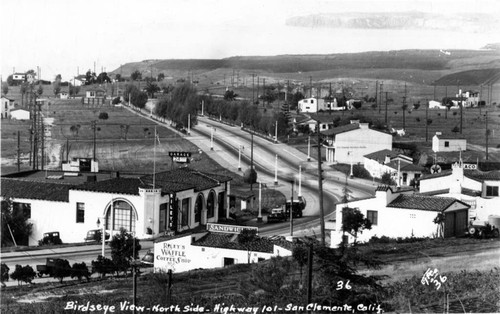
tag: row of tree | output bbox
[0,228,141,286]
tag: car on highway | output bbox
[267,207,288,223]
[84,229,110,242]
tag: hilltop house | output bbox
[1,168,232,246]
[327,186,470,247]
[432,132,467,152]
[320,122,392,164]
[10,109,30,120]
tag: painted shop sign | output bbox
[206,223,259,234]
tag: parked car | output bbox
[36,258,58,277]
[140,250,154,267]
[468,222,500,239]
[38,231,62,246]
[84,229,110,242]
[267,207,288,223]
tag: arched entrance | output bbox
[105,200,137,233]
[194,193,204,224]
[206,190,216,220]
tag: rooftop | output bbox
[1,178,73,202]
[364,149,399,161]
[464,169,500,182]
[387,194,468,212]
[320,123,360,136]
[192,233,294,253]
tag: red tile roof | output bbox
[387,194,469,212]
[320,123,359,136]
[192,233,294,253]
[1,178,72,202]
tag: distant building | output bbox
[298,98,325,113]
[1,96,15,118]
[364,149,425,186]
[85,87,106,98]
[58,91,69,99]
[327,186,470,247]
[320,122,392,164]
[294,114,334,133]
[10,109,30,120]
[12,73,26,82]
[153,225,293,273]
[432,132,467,152]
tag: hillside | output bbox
[111,49,500,86]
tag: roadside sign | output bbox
[206,223,258,235]
[169,152,191,158]
[463,164,478,170]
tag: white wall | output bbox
[154,234,291,273]
[432,136,466,152]
[335,128,392,164]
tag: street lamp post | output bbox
[307,136,311,161]
[238,145,243,171]
[257,181,263,222]
[97,217,105,257]
[298,165,302,197]
[274,154,278,186]
[210,127,214,150]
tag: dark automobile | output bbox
[84,229,111,242]
[267,207,288,223]
[285,201,304,218]
[38,231,62,246]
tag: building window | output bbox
[366,210,378,225]
[486,186,499,197]
[76,202,85,223]
[194,194,204,223]
[444,141,449,147]
[105,200,136,233]
[410,213,416,219]
[224,258,235,267]
[181,198,189,227]
[13,202,31,219]
[207,190,216,219]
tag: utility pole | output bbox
[402,82,407,130]
[17,131,21,172]
[252,74,255,105]
[250,133,255,191]
[309,76,312,98]
[263,78,266,107]
[425,99,429,142]
[485,110,489,161]
[385,91,389,125]
[378,81,383,114]
[91,120,97,160]
[316,92,326,246]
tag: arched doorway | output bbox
[206,190,216,220]
[194,193,204,224]
[105,200,137,233]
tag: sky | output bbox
[1,0,499,81]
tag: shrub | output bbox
[1,263,9,286]
[381,172,396,185]
[52,259,72,283]
[98,112,109,120]
[91,255,115,278]
[71,262,91,282]
[10,265,36,285]
[112,97,121,105]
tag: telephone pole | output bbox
[485,110,489,161]
[385,91,389,125]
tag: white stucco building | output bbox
[1,96,15,118]
[153,224,293,273]
[321,122,392,164]
[432,133,467,152]
[364,149,425,186]
[10,109,30,120]
[1,168,232,246]
[327,186,470,247]
[419,162,500,236]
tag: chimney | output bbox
[384,155,391,164]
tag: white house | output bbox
[321,122,392,164]
[429,100,446,109]
[10,109,30,120]
[86,87,106,98]
[58,91,69,99]
[294,114,334,133]
[298,98,326,113]
[364,149,424,186]
[1,168,232,246]
[1,96,15,118]
[12,73,26,81]
[327,186,470,247]
[153,224,293,273]
[432,133,467,152]
[419,162,500,234]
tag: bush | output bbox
[71,262,91,282]
[52,259,72,283]
[352,165,372,179]
[381,172,396,185]
[10,265,36,285]
[98,112,109,120]
[112,97,121,105]
[91,255,115,278]
[1,263,9,286]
